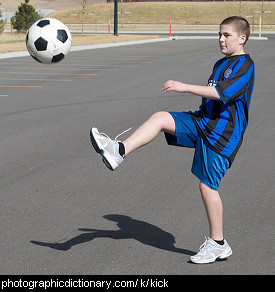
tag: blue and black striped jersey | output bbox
[192,54,255,166]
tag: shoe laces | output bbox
[114,127,132,142]
[199,237,215,252]
[98,127,132,143]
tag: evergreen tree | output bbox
[0,3,4,33]
[11,0,41,32]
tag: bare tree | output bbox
[77,0,89,34]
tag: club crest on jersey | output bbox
[224,68,232,79]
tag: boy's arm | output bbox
[162,80,221,101]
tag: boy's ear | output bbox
[240,34,247,45]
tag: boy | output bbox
[90,16,255,264]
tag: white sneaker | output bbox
[90,127,131,170]
[190,237,232,264]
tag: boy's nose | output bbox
[219,35,225,43]
[219,35,224,41]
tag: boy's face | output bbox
[219,24,246,57]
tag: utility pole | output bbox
[114,0,118,36]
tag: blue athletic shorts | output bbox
[165,111,229,191]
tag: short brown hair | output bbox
[220,16,250,44]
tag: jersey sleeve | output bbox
[215,58,255,105]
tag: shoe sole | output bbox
[90,128,115,171]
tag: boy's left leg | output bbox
[190,136,232,264]
[199,182,223,241]
[190,183,232,264]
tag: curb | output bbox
[70,37,171,52]
[0,35,268,60]
[0,37,171,60]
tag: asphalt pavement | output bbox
[0,36,274,275]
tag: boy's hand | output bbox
[162,80,187,93]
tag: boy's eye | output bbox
[219,33,232,38]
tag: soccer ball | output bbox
[26,18,72,64]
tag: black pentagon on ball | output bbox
[37,19,50,28]
[57,30,68,43]
[34,37,48,51]
[26,31,29,44]
[52,53,65,63]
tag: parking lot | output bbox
[0,37,274,275]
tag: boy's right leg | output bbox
[123,111,176,156]
[90,111,176,170]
